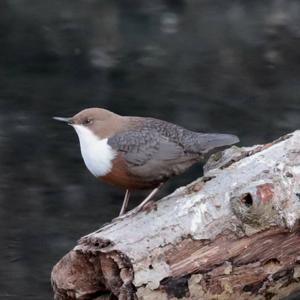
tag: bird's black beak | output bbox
[53,117,73,125]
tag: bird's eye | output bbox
[83,118,92,125]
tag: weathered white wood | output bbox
[52,131,300,300]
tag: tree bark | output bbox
[51,131,300,300]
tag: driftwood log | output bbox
[51,131,300,300]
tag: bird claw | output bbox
[113,201,155,222]
[142,200,157,214]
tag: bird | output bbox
[54,108,239,216]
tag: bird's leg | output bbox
[119,189,131,216]
[114,184,163,221]
[134,183,163,213]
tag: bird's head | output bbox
[54,107,124,139]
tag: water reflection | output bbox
[1,1,300,299]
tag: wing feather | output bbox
[108,129,184,166]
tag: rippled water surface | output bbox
[1,1,300,299]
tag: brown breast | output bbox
[99,153,162,190]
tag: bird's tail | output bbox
[200,133,239,154]
[184,132,239,155]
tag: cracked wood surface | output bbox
[52,131,300,300]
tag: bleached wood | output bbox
[52,131,300,300]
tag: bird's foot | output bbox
[114,184,163,222]
[142,200,157,214]
[113,200,157,221]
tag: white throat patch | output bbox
[72,124,116,177]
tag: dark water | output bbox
[1,1,300,299]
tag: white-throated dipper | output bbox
[54,108,239,216]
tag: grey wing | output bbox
[108,129,200,181]
[107,129,184,166]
